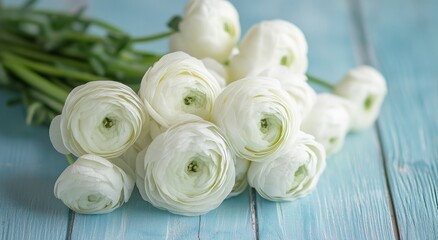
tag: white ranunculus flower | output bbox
[259,66,316,118]
[229,20,308,81]
[138,52,222,135]
[213,76,301,162]
[169,0,240,63]
[49,81,148,159]
[248,131,326,201]
[54,154,135,214]
[301,94,352,155]
[136,120,235,216]
[334,65,387,131]
[201,58,229,88]
[228,157,250,198]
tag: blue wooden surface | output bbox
[0,92,69,240]
[1,0,437,239]
[360,0,438,238]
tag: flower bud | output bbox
[54,154,135,214]
[334,66,387,131]
[229,20,308,81]
[301,93,352,155]
[169,0,240,63]
[248,132,326,201]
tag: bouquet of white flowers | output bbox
[0,0,387,216]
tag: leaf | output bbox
[167,15,182,32]
[0,63,11,85]
[25,101,46,125]
[6,97,22,106]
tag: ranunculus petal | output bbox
[248,131,326,201]
[139,52,221,135]
[54,154,135,214]
[53,81,148,159]
[301,93,352,155]
[136,120,235,216]
[213,76,301,162]
[258,66,316,118]
[169,0,240,63]
[49,115,70,155]
[229,20,308,81]
[334,65,387,131]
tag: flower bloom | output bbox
[54,154,135,214]
[49,81,148,158]
[334,65,387,131]
[138,52,222,136]
[258,66,316,118]
[301,94,352,155]
[201,58,229,88]
[229,20,308,81]
[169,0,240,63]
[228,156,250,198]
[213,76,301,162]
[248,131,326,201]
[136,120,235,216]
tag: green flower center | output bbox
[289,165,307,192]
[182,90,206,108]
[102,117,114,129]
[187,160,199,173]
[224,22,236,37]
[280,54,295,66]
[88,193,102,202]
[260,118,269,132]
[184,96,194,105]
[364,95,375,110]
[259,114,282,144]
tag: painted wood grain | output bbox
[0,92,70,240]
[249,0,396,239]
[3,0,437,239]
[358,0,438,238]
[71,190,199,240]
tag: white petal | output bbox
[49,115,70,155]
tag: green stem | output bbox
[28,89,63,113]
[66,154,75,165]
[7,8,126,34]
[306,74,334,90]
[130,30,175,43]
[0,31,39,49]
[63,32,103,43]
[0,43,91,70]
[3,53,102,82]
[2,56,68,102]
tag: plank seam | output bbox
[197,216,201,240]
[347,0,400,239]
[376,123,401,240]
[66,210,75,240]
[249,188,259,240]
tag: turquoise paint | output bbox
[1,0,437,239]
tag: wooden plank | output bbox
[358,0,438,238]
[0,92,70,240]
[250,0,396,238]
[71,190,199,240]
[199,189,255,240]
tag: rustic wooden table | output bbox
[1,0,437,239]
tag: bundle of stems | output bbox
[0,2,179,125]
